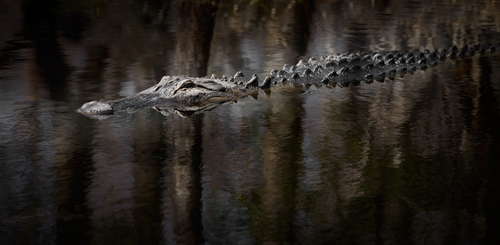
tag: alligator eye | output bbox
[179,82,196,89]
[173,81,198,95]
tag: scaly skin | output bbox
[78,44,498,118]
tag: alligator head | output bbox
[77,76,247,119]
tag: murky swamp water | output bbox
[1,0,500,244]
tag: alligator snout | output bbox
[77,100,114,115]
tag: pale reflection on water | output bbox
[1,0,500,244]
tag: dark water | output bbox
[1,0,500,244]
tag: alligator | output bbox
[77,43,498,119]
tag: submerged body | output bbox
[78,44,498,118]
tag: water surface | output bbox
[1,0,500,244]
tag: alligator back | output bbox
[229,44,497,89]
